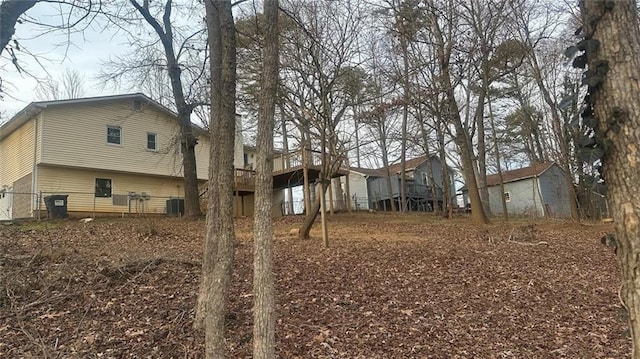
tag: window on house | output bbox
[147,132,158,151]
[504,191,512,202]
[422,172,430,185]
[95,178,112,198]
[107,126,122,145]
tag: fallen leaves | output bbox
[0,214,629,357]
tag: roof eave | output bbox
[0,103,45,140]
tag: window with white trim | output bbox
[504,191,512,202]
[147,132,158,151]
[107,126,122,145]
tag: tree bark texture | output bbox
[0,0,38,56]
[194,0,224,331]
[580,0,640,356]
[129,0,202,217]
[252,0,278,357]
[202,1,237,358]
[488,96,508,220]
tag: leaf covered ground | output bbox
[0,213,629,358]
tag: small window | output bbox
[147,132,158,151]
[422,172,430,185]
[107,126,121,145]
[243,153,249,166]
[504,192,511,202]
[95,178,112,198]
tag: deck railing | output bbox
[272,148,348,173]
[234,168,256,187]
[199,148,348,195]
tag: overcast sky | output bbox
[1,2,156,119]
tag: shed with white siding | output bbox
[462,162,572,218]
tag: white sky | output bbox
[1,2,144,119]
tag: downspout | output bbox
[363,174,370,209]
[31,115,39,217]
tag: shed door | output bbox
[0,188,13,221]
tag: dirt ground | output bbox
[0,213,629,358]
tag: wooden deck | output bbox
[271,148,348,190]
[200,149,348,195]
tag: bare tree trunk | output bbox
[474,89,492,217]
[429,7,488,225]
[0,0,38,56]
[129,0,202,217]
[319,179,329,247]
[512,74,547,163]
[194,0,224,332]
[398,14,410,214]
[526,35,578,220]
[202,1,237,357]
[417,110,440,213]
[298,195,320,240]
[580,1,640,356]
[252,1,278,356]
[437,121,453,219]
[384,170,397,212]
[488,95,508,220]
[378,122,397,212]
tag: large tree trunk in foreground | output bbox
[253,0,278,357]
[194,0,224,331]
[200,1,237,358]
[580,0,640,356]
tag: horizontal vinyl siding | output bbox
[40,100,209,180]
[0,118,36,187]
[36,114,42,165]
[36,165,203,214]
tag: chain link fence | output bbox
[0,191,187,220]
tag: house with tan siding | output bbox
[0,93,243,219]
